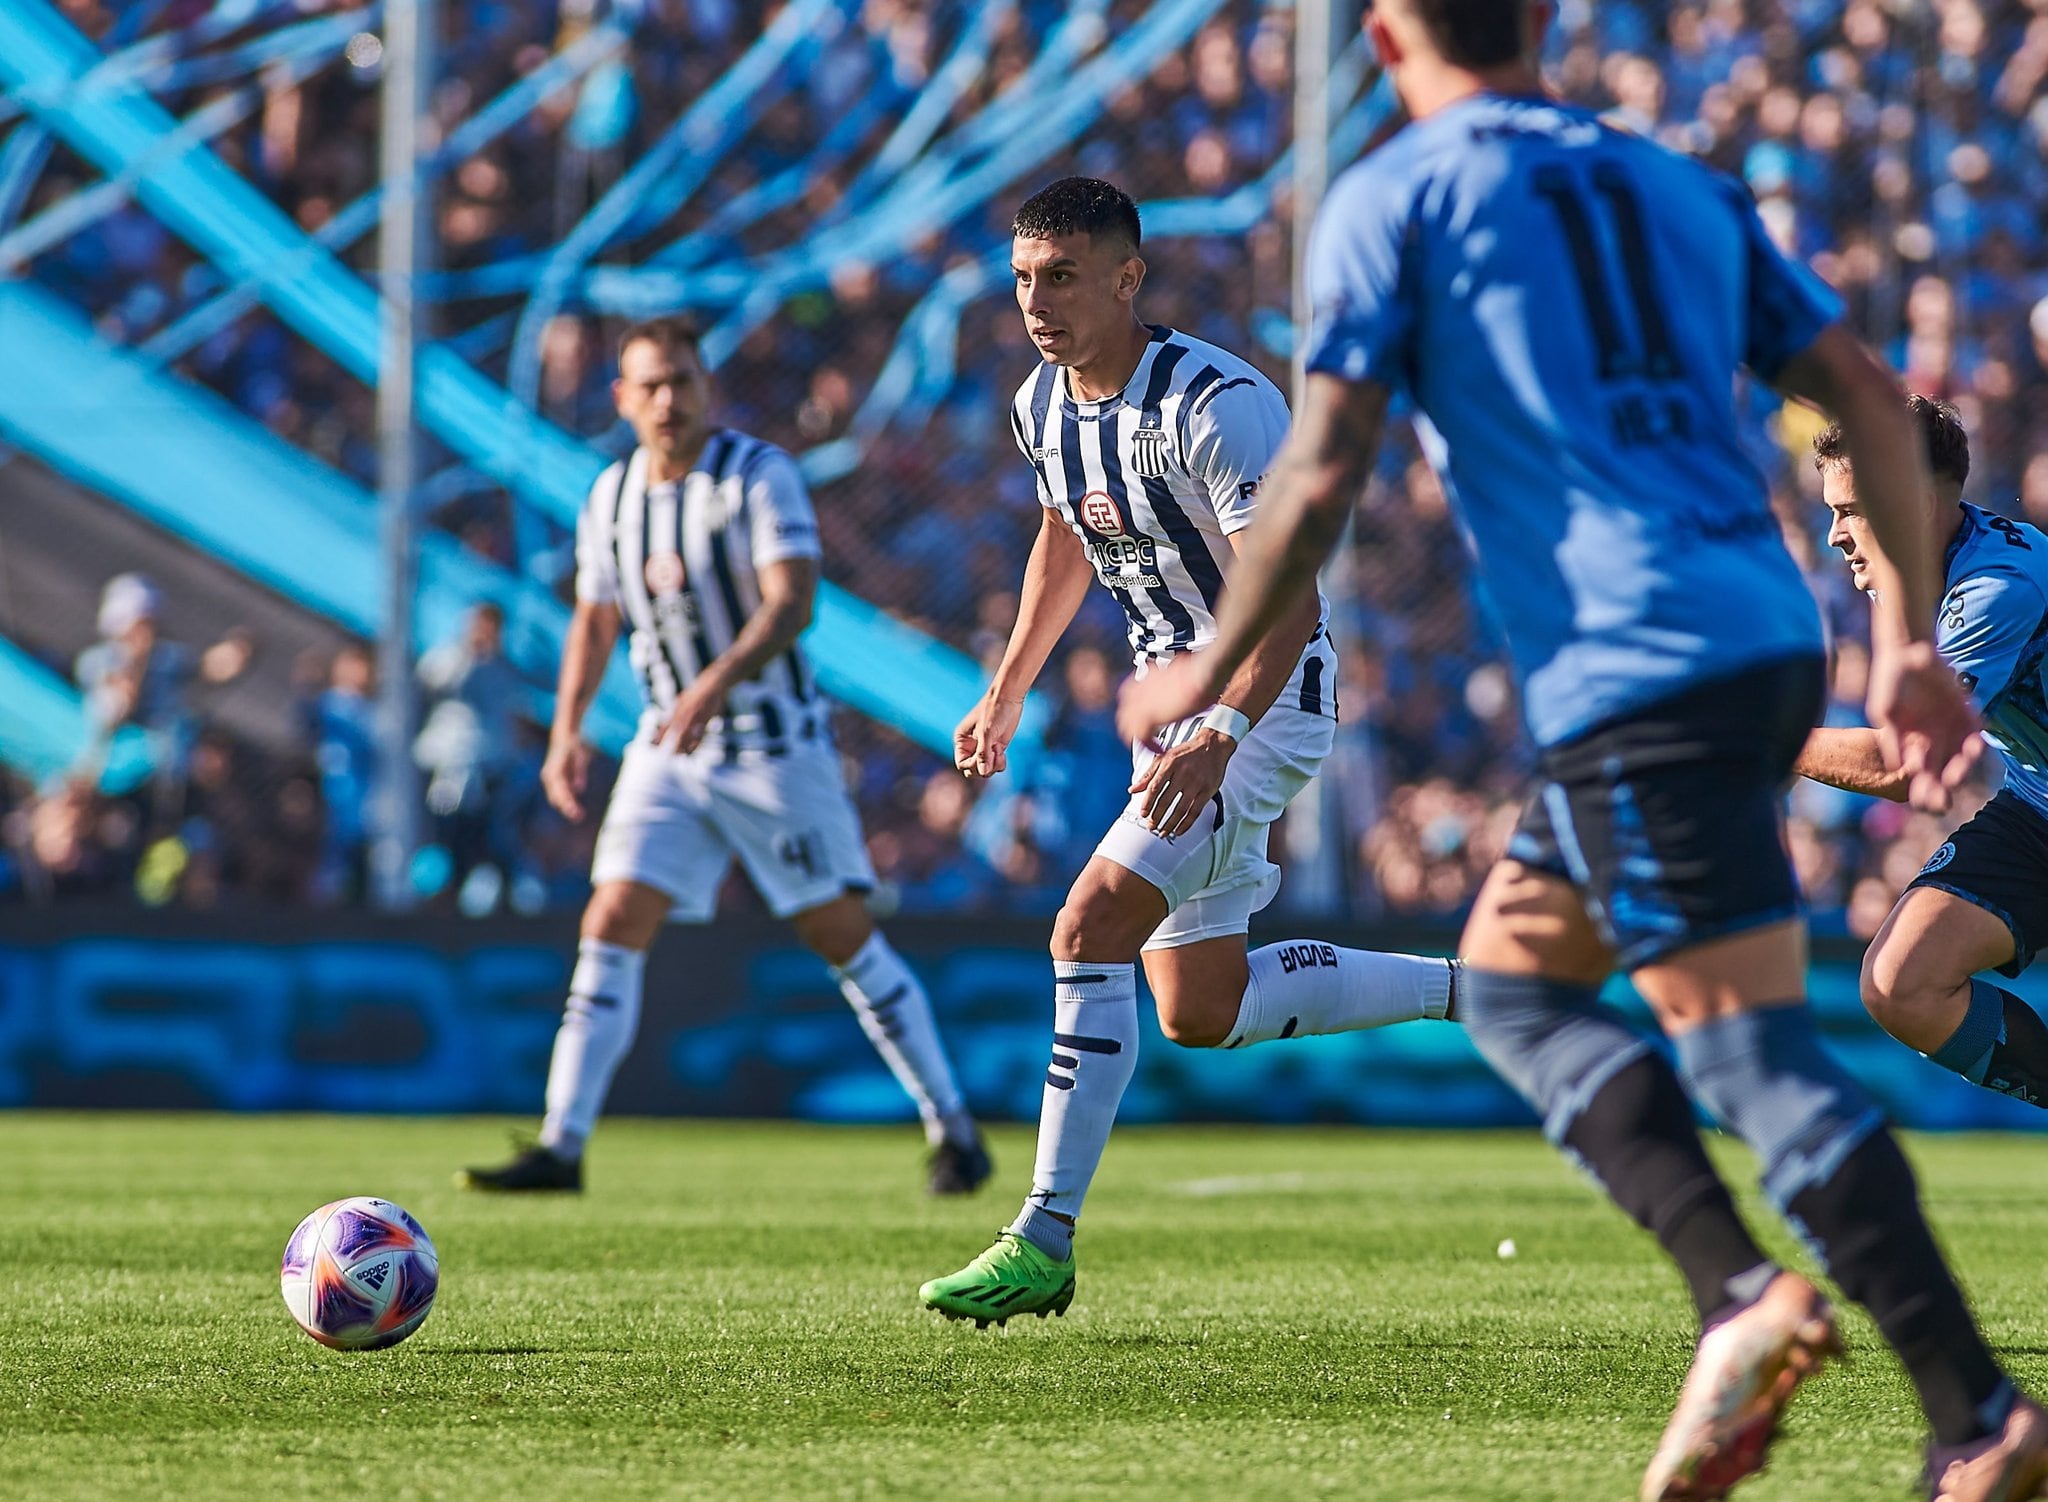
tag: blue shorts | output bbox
[1507,655,1824,969]
[1907,787,2048,975]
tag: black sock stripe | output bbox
[1279,1016,1299,1039]
[1043,1071,1074,1090]
[1052,1032,1123,1055]
[1055,973,1115,986]
[870,985,910,1010]
[569,992,618,1010]
[1050,1051,1078,1070]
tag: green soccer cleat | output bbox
[919,1231,1075,1328]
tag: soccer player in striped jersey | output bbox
[919,178,1457,1326]
[1118,4,2040,1497]
[459,316,991,1197]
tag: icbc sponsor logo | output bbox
[1078,491,1124,536]
[1084,523,1161,589]
[644,552,685,594]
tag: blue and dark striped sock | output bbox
[1461,969,1770,1324]
[1930,979,2007,1085]
[1932,979,2048,1107]
[1678,1003,2009,1445]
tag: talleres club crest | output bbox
[644,551,685,594]
[1129,427,1169,478]
[1079,491,1124,536]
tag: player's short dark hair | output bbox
[1813,394,1970,489]
[1395,0,1528,68]
[1012,177,1141,257]
[616,314,703,368]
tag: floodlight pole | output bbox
[371,0,433,911]
[1283,0,1346,916]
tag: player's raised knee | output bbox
[1859,934,1954,1036]
[581,881,664,951]
[1051,889,1113,959]
[790,894,874,968]
[1154,993,1235,1049]
[1050,880,1151,962]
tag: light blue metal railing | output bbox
[0,0,1027,766]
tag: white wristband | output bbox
[1200,704,1252,742]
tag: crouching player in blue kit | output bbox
[1121,3,2045,1499]
[1799,397,2048,1110]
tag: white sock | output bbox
[1225,942,1453,1048]
[1008,960,1140,1260]
[538,938,646,1158]
[834,933,972,1148]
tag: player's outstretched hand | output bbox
[1132,730,1235,838]
[1869,640,1982,814]
[955,693,1022,778]
[1116,653,1215,750]
[542,737,594,822]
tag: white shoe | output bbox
[1640,1272,1841,1501]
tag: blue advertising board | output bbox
[0,912,2041,1130]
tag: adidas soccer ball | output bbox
[280,1197,438,1351]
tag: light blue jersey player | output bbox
[1802,396,2048,1116]
[1120,2,2036,1498]
[1939,506,2048,811]
[1306,92,1835,748]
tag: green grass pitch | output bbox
[2,1115,2042,1500]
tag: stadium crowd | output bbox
[1,0,2032,930]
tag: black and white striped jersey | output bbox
[1011,325,1322,668]
[576,428,820,749]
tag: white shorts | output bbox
[591,737,876,922]
[1096,701,1335,952]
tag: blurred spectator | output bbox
[414,602,531,901]
[297,643,381,906]
[888,770,1005,914]
[1033,644,1137,876]
[73,573,250,811]
[7,777,127,902]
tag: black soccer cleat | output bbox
[926,1131,994,1196]
[456,1141,583,1192]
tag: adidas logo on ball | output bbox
[280,1198,437,1351]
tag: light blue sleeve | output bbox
[1302,162,1417,392]
[1939,565,2048,711]
[1733,185,1843,380]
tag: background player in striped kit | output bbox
[460,316,990,1197]
[919,179,1457,1326]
